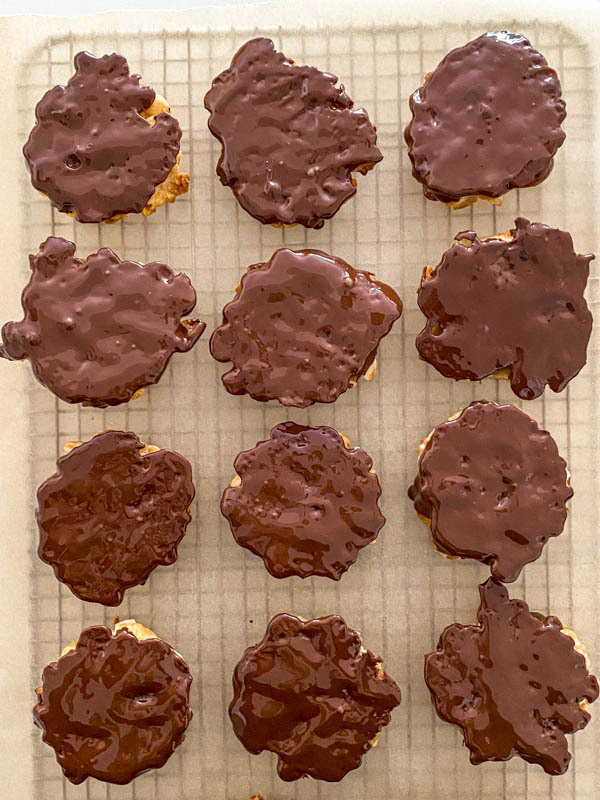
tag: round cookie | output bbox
[37,430,195,605]
[415,218,593,400]
[0,237,205,406]
[24,51,189,223]
[204,37,382,228]
[230,613,401,782]
[222,422,384,579]
[405,31,566,207]
[34,620,193,785]
[425,579,599,775]
[210,248,402,407]
[408,401,572,582]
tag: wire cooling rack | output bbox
[14,19,600,800]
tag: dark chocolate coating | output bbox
[210,249,402,407]
[24,51,182,223]
[0,237,205,406]
[415,218,593,400]
[222,422,384,579]
[425,579,599,775]
[405,31,566,203]
[37,430,195,606]
[230,614,401,782]
[408,402,572,582]
[34,625,192,785]
[204,37,382,228]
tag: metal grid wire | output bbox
[13,19,599,800]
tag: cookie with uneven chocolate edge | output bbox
[205,37,382,228]
[35,620,192,785]
[24,51,189,223]
[408,401,572,582]
[222,422,384,579]
[230,613,401,782]
[210,249,402,407]
[0,237,205,406]
[405,31,566,206]
[416,218,593,400]
[37,430,195,606]
[425,579,598,775]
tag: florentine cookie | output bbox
[415,218,593,400]
[0,237,204,406]
[37,430,195,605]
[210,248,402,406]
[425,579,598,774]
[24,51,189,222]
[205,37,382,228]
[408,401,572,582]
[34,620,193,785]
[405,31,566,207]
[230,614,401,782]
[222,422,384,579]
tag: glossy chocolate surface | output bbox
[205,37,382,228]
[405,31,566,203]
[210,248,402,407]
[0,237,204,406]
[34,625,192,785]
[425,579,599,774]
[222,422,384,579]
[416,218,593,400]
[409,401,571,582]
[37,431,195,605]
[230,614,401,782]
[24,51,182,223]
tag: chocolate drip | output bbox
[407,473,433,520]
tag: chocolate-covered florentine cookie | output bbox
[222,422,384,579]
[230,614,401,782]
[24,51,189,222]
[0,237,204,406]
[210,249,402,406]
[35,620,193,785]
[416,218,593,400]
[205,37,382,228]
[405,31,566,207]
[409,401,571,582]
[37,430,195,605]
[425,579,598,775]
